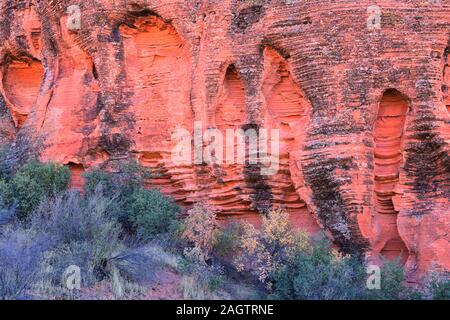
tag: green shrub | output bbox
[128,188,180,240]
[213,222,248,260]
[365,259,406,300]
[83,169,115,195]
[0,146,11,181]
[0,161,70,220]
[270,237,367,300]
[427,273,450,300]
[83,161,151,197]
[83,162,169,233]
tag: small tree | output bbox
[181,204,219,264]
[231,208,309,285]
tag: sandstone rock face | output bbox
[0,0,448,278]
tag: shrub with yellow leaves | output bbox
[181,203,219,264]
[228,207,312,286]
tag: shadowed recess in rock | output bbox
[262,48,320,233]
[2,59,44,128]
[215,66,245,131]
[120,14,193,204]
[23,6,42,55]
[209,65,250,214]
[373,89,409,264]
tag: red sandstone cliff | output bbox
[0,0,449,279]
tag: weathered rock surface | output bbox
[0,0,449,278]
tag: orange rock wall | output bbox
[0,0,449,278]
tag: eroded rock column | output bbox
[372,89,409,264]
[208,65,250,214]
[261,48,320,233]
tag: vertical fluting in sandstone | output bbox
[120,15,193,203]
[0,5,44,145]
[2,59,43,128]
[373,89,409,264]
[262,48,319,233]
[34,9,100,165]
[22,6,42,57]
[209,65,250,214]
[2,6,44,129]
[215,66,246,131]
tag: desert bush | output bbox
[0,200,16,227]
[261,208,293,248]
[83,161,150,197]
[0,161,70,220]
[28,189,172,298]
[181,204,219,264]
[427,273,450,300]
[219,209,374,299]
[259,209,311,269]
[109,246,168,285]
[362,259,424,300]
[180,275,222,300]
[0,227,50,299]
[181,275,216,300]
[83,166,132,226]
[83,169,115,195]
[231,210,416,300]
[383,261,409,299]
[214,221,252,260]
[230,208,310,284]
[127,188,180,240]
[180,262,225,300]
[83,162,180,238]
[0,146,11,181]
[270,236,367,300]
[214,221,260,273]
[29,190,123,287]
[142,243,181,271]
